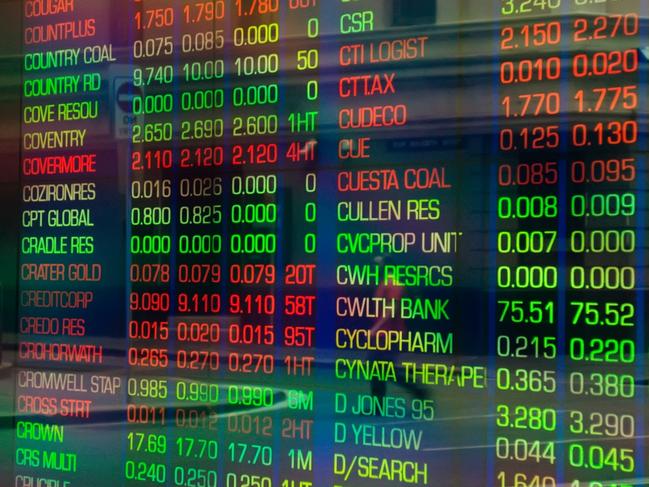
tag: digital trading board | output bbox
[0,0,648,486]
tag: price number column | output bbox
[125,0,176,484]
[172,1,227,487]
[224,1,280,485]
[495,4,563,486]
[565,3,640,486]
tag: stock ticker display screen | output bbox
[0,0,648,486]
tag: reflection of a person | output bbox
[369,256,427,402]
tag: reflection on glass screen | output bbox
[0,0,647,486]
